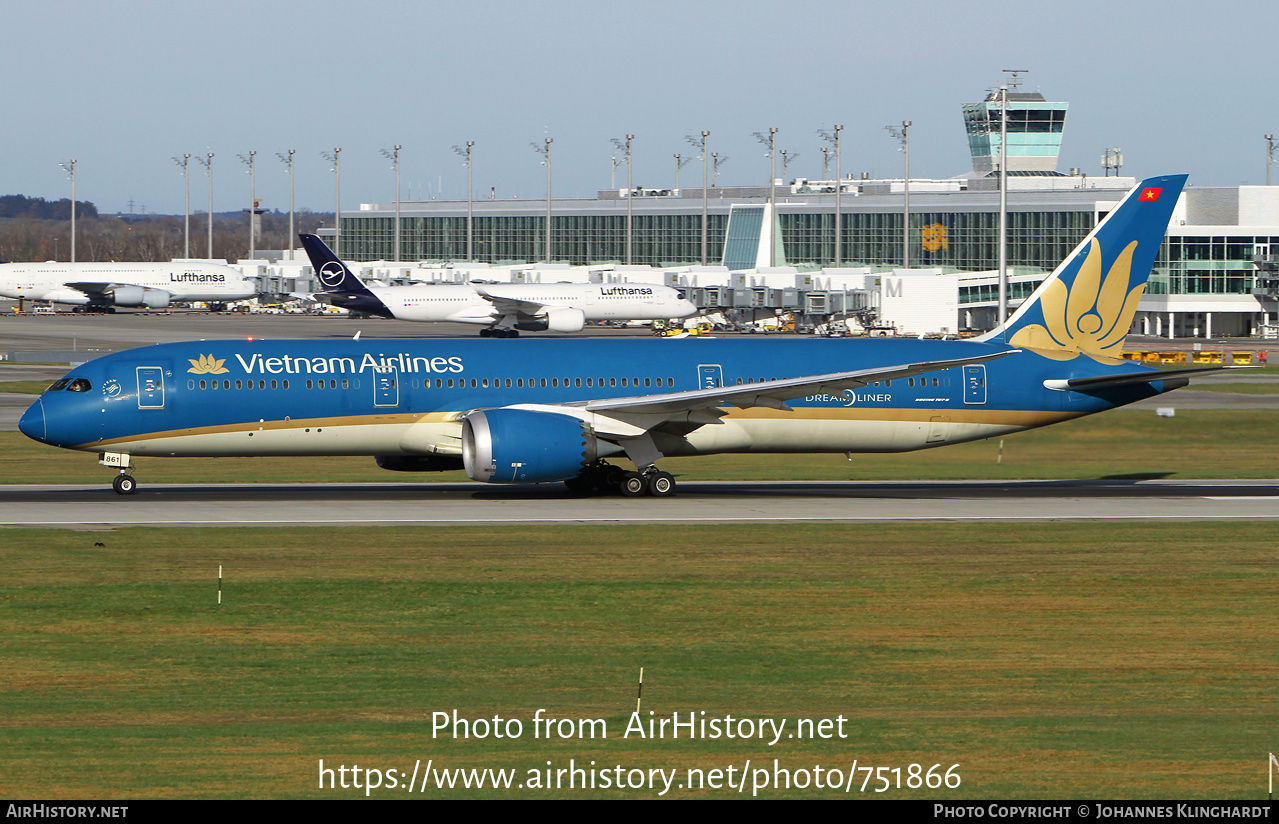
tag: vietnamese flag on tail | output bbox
[1140,187,1163,201]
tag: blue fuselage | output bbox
[20,336,1169,460]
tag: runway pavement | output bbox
[1,479,1276,528]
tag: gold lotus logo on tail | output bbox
[1009,239,1144,361]
[187,354,229,374]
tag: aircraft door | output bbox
[136,367,165,409]
[698,364,723,388]
[373,366,399,407]
[963,365,987,405]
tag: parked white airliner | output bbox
[300,234,696,336]
[0,260,257,311]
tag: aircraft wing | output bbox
[560,351,1018,433]
[63,281,133,297]
[472,286,546,316]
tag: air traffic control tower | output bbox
[961,84,1068,175]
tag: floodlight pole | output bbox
[59,160,77,262]
[820,125,847,266]
[999,85,1009,326]
[381,145,402,262]
[753,128,778,266]
[196,152,214,259]
[532,138,553,262]
[886,122,911,267]
[1267,134,1276,186]
[687,131,710,265]
[238,150,256,259]
[453,141,475,261]
[277,149,295,260]
[322,148,341,257]
[626,135,634,265]
[173,154,191,258]
[902,121,910,269]
[834,124,843,267]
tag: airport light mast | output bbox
[532,137,553,263]
[58,160,76,262]
[322,148,341,257]
[819,124,844,267]
[196,152,214,259]
[381,145,402,262]
[1267,134,1277,186]
[452,141,474,262]
[713,152,728,187]
[237,151,257,259]
[885,121,911,267]
[753,127,778,266]
[612,135,635,264]
[173,154,191,258]
[685,130,710,265]
[674,152,692,191]
[277,149,295,260]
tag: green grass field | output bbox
[1,523,1275,799]
[4,407,1277,485]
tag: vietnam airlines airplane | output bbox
[0,260,258,311]
[299,234,697,336]
[21,174,1227,497]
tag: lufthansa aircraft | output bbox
[300,234,696,336]
[22,174,1227,496]
[0,260,257,311]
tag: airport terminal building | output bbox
[330,86,1279,338]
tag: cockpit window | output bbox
[46,379,71,392]
[66,378,92,393]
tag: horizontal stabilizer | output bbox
[1044,365,1252,391]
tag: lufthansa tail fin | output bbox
[298,234,377,298]
[980,174,1188,360]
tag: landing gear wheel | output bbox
[479,328,493,337]
[112,474,137,495]
[619,472,647,497]
[647,471,676,497]
[600,465,626,493]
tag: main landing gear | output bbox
[564,462,676,497]
[479,327,519,338]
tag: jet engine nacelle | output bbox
[514,306,586,333]
[462,408,597,484]
[113,286,172,308]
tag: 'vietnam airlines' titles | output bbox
[231,352,465,375]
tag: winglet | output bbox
[981,174,1188,360]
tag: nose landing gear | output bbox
[111,472,137,495]
[99,452,138,495]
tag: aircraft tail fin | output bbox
[979,174,1187,360]
[298,234,376,297]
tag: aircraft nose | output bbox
[18,398,46,443]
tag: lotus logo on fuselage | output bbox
[188,355,229,374]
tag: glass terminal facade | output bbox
[339,202,1273,304]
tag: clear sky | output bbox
[6,0,1274,215]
